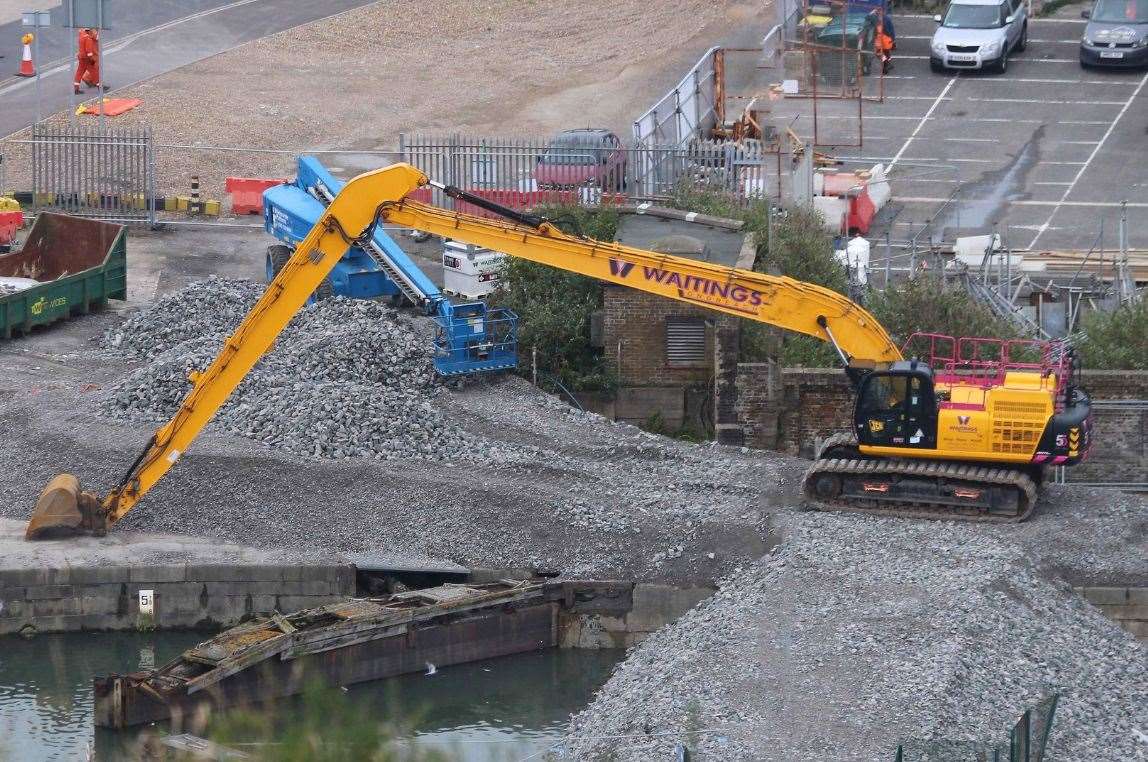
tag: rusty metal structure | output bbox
[94,579,636,729]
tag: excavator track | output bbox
[801,435,1038,523]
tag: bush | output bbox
[668,185,846,367]
[868,276,1023,348]
[488,204,619,393]
[1077,299,1148,370]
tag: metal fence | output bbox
[632,46,720,146]
[399,133,786,207]
[30,124,155,224]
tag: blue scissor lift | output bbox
[262,157,518,377]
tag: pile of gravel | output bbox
[100,278,497,462]
[563,512,1148,761]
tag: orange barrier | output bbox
[0,211,24,245]
[225,177,287,215]
[77,98,142,117]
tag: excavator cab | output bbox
[853,362,938,451]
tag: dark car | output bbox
[533,128,627,191]
[1080,0,1148,68]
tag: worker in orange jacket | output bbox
[875,16,894,74]
[74,28,108,95]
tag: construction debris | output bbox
[102,278,496,462]
[565,510,1148,761]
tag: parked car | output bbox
[533,128,627,191]
[815,11,879,84]
[929,0,1028,73]
[1079,0,1148,68]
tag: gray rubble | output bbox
[564,512,1148,761]
[101,278,508,462]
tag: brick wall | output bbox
[1071,371,1148,484]
[602,286,734,387]
[732,366,1148,484]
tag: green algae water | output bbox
[0,631,622,761]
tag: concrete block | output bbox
[25,584,73,601]
[1126,587,1148,605]
[0,599,25,619]
[32,597,80,617]
[1082,586,1129,605]
[129,565,187,583]
[0,566,69,588]
[80,613,127,632]
[201,580,326,598]
[1111,605,1148,621]
[626,584,714,633]
[80,595,122,616]
[185,564,285,582]
[25,614,85,633]
[67,566,131,585]
[1122,619,1148,639]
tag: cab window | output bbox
[861,375,907,413]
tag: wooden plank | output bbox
[186,633,291,696]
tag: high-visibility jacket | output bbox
[78,31,97,62]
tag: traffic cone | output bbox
[17,33,35,77]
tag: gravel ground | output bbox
[564,512,1148,761]
[0,279,785,581]
[0,0,764,198]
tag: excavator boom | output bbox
[27,162,901,539]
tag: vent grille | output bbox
[666,318,707,366]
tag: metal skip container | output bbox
[0,212,127,338]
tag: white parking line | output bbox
[888,77,957,172]
[896,197,1148,207]
[1029,70,1148,249]
[965,97,1127,105]
[978,77,1141,85]
[944,137,996,142]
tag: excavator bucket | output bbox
[25,474,108,540]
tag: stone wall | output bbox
[1075,586,1148,641]
[0,562,355,635]
[1069,371,1148,484]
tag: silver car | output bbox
[930,0,1029,73]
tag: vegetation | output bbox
[668,184,847,367]
[1077,298,1148,370]
[868,276,1023,347]
[488,203,619,393]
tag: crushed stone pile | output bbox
[101,278,501,462]
[565,512,1148,761]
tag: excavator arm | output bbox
[26,162,900,540]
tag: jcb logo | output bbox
[30,296,66,316]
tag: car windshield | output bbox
[943,3,1003,28]
[1091,0,1148,23]
[542,135,606,165]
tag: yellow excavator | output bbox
[25,162,1092,539]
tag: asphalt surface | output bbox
[776,13,1148,252]
[0,0,379,138]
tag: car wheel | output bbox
[930,59,944,73]
[995,49,1009,74]
[1079,57,1091,69]
[1017,23,1028,52]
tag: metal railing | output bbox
[399,134,786,205]
[29,124,155,224]
[632,46,720,146]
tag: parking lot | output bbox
[779,13,1148,251]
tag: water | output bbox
[0,631,622,761]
